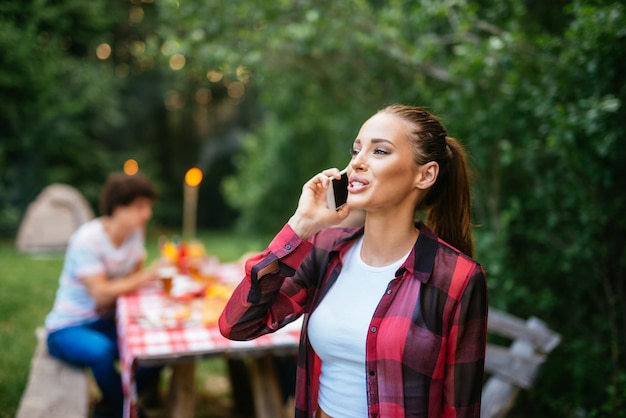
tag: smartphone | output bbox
[326,169,349,210]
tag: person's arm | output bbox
[82,260,158,312]
[219,223,314,341]
[220,168,350,341]
[443,263,488,416]
[287,168,352,240]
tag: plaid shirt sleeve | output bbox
[218,223,315,340]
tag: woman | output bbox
[45,172,162,418]
[219,105,488,418]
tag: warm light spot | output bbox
[236,65,250,83]
[96,43,112,60]
[124,159,139,175]
[227,81,245,99]
[195,88,212,105]
[129,6,144,24]
[206,70,223,83]
[185,168,203,187]
[169,54,186,70]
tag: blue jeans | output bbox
[47,318,161,417]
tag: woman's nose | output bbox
[350,151,366,171]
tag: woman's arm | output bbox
[443,263,488,417]
[220,168,351,341]
[219,224,316,341]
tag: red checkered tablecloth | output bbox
[116,263,302,418]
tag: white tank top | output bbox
[308,236,409,417]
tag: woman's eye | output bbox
[373,148,389,155]
[350,148,360,157]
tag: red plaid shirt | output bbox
[219,222,487,418]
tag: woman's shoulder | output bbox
[414,223,484,297]
[416,221,480,265]
[435,237,480,266]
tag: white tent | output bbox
[16,183,94,253]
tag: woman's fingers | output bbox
[320,168,342,181]
[310,168,343,192]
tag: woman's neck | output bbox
[360,214,418,267]
[101,217,130,248]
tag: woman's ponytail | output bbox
[426,137,474,257]
[379,105,475,257]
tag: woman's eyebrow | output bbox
[354,138,395,146]
[371,138,396,148]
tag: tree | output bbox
[0,0,129,234]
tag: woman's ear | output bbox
[415,161,439,190]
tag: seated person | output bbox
[45,172,162,418]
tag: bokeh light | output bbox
[185,168,203,187]
[206,70,223,83]
[195,88,212,105]
[129,6,144,24]
[96,43,112,60]
[169,54,186,70]
[227,81,245,99]
[124,159,139,175]
[236,65,250,83]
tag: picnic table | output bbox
[116,262,301,418]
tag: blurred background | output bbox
[1,0,625,416]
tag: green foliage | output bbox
[0,0,128,234]
[504,3,626,415]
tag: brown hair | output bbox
[379,105,474,257]
[99,172,158,216]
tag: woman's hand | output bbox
[288,168,351,239]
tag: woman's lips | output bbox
[348,175,369,192]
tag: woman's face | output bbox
[347,112,424,214]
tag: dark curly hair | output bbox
[99,172,158,216]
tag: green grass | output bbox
[0,229,270,418]
[0,244,64,418]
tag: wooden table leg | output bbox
[227,358,255,417]
[169,362,196,418]
[247,354,284,418]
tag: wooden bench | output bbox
[15,327,90,418]
[481,308,562,418]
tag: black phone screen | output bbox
[332,171,349,208]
